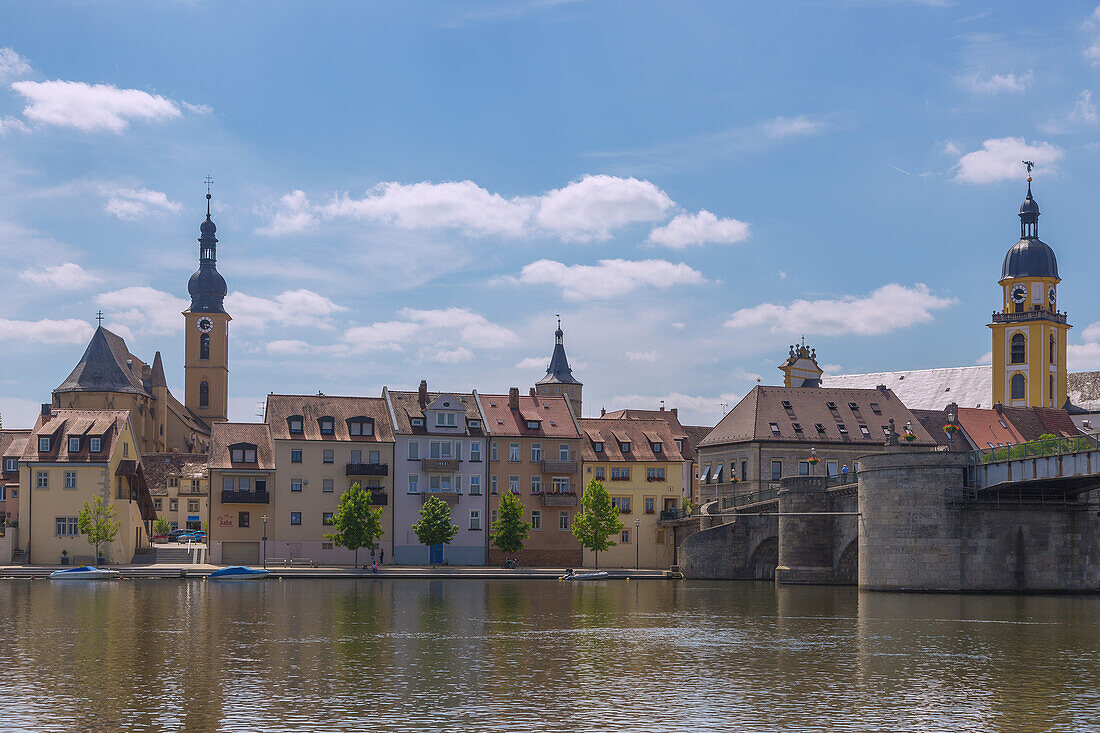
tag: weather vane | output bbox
[1023,160,1034,176]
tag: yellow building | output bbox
[18,408,155,565]
[989,178,1070,408]
[578,418,685,569]
[183,193,231,425]
[143,453,210,532]
[208,422,276,565]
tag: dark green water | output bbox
[0,579,1095,732]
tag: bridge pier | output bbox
[775,476,836,585]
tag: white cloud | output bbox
[505,258,706,301]
[760,114,829,140]
[338,308,516,357]
[515,356,548,370]
[428,346,475,363]
[609,391,746,427]
[646,209,749,249]
[0,48,30,80]
[224,289,346,331]
[103,187,182,220]
[260,174,679,242]
[401,307,520,348]
[534,175,673,241]
[976,351,993,366]
[0,116,29,135]
[959,70,1033,94]
[954,137,1063,184]
[1070,90,1098,124]
[10,80,201,132]
[1082,321,1100,342]
[19,262,100,290]
[1085,7,1100,66]
[1069,321,1100,369]
[96,286,189,335]
[0,317,93,346]
[343,321,423,352]
[626,350,660,362]
[725,283,955,337]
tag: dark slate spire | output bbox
[188,189,228,313]
[537,317,581,386]
[1002,175,1058,280]
[55,327,147,395]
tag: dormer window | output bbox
[90,437,102,452]
[436,412,457,428]
[859,425,871,437]
[815,423,826,434]
[594,442,604,453]
[230,443,258,463]
[869,403,881,415]
[620,442,631,453]
[652,442,662,453]
[348,417,374,437]
[792,423,803,433]
[526,420,540,430]
[826,401,837,410]
[468,419,480,428]
[769,422,780,436]
[848,402,859,411]
[411,418,424,427]
[38,437,50,452]
[781,400,793,409]
[288,416,304,435]
[319,417,335,435]
[68,437,81,453]
[838,424,848,435]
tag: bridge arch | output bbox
[749,536,778,580]
[835,538,858,585]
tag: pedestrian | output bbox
[379,547,384,566]
[371,548,376,564]
[841,464,849,475]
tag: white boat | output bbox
[49,565,120,580]
[208,566,269,581]
[560,570,610,581]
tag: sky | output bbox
[4,0,1100,429]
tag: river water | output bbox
[0,579,1095,732]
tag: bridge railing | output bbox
[969,433,1100,466]
[825,470,858,488]
[720,486,780,510]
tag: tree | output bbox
[412,496,459,565]
[325,482,384,567]
[571,479,623,569]
[78,496,120,564]
[152,516,173,538]
[490,491,530,558]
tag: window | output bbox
[827,461,839,477]
[826,401,837,410]
[290,512,301,526]
[526,420,540,430]
[291,449,302,463]
[508,443,520,462]
[594,442,604,453]
[323,479,334,493]
[188,500,199,512]
[322,512,334,526]
[869,403,881,415]
[699,464,710,483]
[429,474,453,492]
[491,475,498,494]
[349,418,374,436]
[611,496,632,513]
[469,420,480,428]
[646,467,665,482]
[288,416,304,434]
[713,465,723,483]
[769,423,780,436]
[652,442,662,453]
[509,475,520,494]
[838,424,849,435]
[199,381,209,408]
[470,510,481,531]
[799,461,809,476]
[469,475,481,495]
[470,441,482,462]
[38,437,50,452]
[1011,373,1026,400]
[531,443,543,462]
[319,417,335,435]
[255,478,266,494]
[239,512,250,528]
[168,477,179,488]
[154,498,162,511]
[323,449,334,464]
[68,437,80,453]
[436,412,457,428]
[491,442,499,462]
[645,497,655,514]
[411,418,424,427]
[859,425,871,438]
[408,474,420,493]
[4,458,15,473]
[742,461,748,480]
[36,471,48,489]
[611,467,630,481]
[781,400,793,409]
[123,442,128,457]
[559,444,570,461]
[89,437,102,453]
[192,480,201,491]
[222,476,233,492]
[815,423,826,435]
[200,332,210,360]
[552,477,569,493]
[621,529,631,544]
[239,476,251,491]
[998,420,1008,429]
[351,450,361,464]
[55,516,79,536]
[368,450,379,464]
[430,441,453,459]
[291,479,302,492]
[64,471,76,489]
[231,445,257,463]
[1050,335,1056,365]
[559,511,569,530]
[848,402,859,411]
[531,510,542,530]
[408,441,420,460]
[531,475,542,494]
[170,499,178,511]
[770,460,782,481]
[620,442,631,453]
[792,423,803,434]
[594,466,605,480]
[1011,333,1026,364]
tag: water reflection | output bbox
[0,580,1093,732]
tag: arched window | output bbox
[200,333,210,360]
[1010,333,1026,364]
[1049,334,1055,365]
[1010,373,1026,400]
[199,381,209,408]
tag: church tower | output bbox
[535,318,583,417]
[989,175,1070,408]
[184,191,231,423]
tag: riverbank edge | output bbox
[0,565,677,580]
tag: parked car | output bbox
[156,529,189,543]
[176,531,206,543]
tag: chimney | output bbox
[671,408,678,418]
[529,387,536,396]
[41,403,51,416]
[600,407,606,417]
[418,380,428,408]
[876,384,888,394]
[994,402,1003,414]
[508,387,520,409]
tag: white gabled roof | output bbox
[822,365,993,411]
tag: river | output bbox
[0,579,1095,732]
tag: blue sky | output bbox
[4,0,1100,428]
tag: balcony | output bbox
[221,490,270,504]
[420,490,460,503]
[420,458,460,472]
[346,462,389,477]
[658,508,690,523]
[540,460,577,474]
[368,491,388,506]
[540,492,577,507]
[990,309,1067,325]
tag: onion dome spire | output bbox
[188,178,227,313]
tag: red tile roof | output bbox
[479,392,580,438]
[20,409,130,462]
[578,418,684,462]
[266,394,395,442]
[209,423,275,470]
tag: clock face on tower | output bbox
[1048,285,1056,306]
[196,316,214,333]
[1010,284,1027,304]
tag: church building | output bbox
[534,319,583,418]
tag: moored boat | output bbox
[49,566,120,580]
[559,570,609,581]
[208,566,269,581]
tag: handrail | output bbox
[825,470,858,488]
[970,434,1100,466]
[721,486,780,510]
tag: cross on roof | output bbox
[96,310,104,326]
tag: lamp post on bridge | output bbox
[634,518,640,570]
[262,515,268,569]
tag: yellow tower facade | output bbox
[988,180,1070,408]
[184,193,231,424]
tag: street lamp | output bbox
[634,518,640,570]
[810,446,817,476]
[262,514,268,569]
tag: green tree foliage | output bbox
[490,490,530,556]
[325,482,385,566]
[412,496,459,564]
[152,516,173,538]
[78,496,120,563]
[571,479,624,569]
